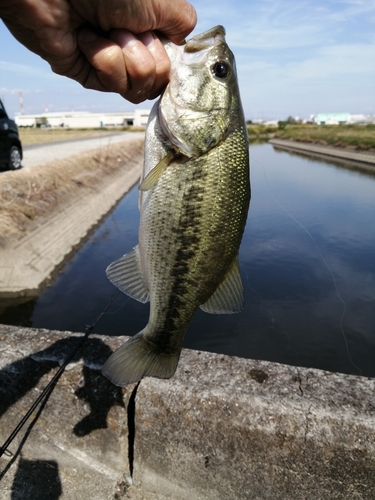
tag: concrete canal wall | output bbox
[0,139,143,298]
[0,324,374,500]
[269,138,375,171]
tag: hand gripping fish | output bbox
[102,26,250,386]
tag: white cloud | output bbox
[0,60,55,78]
[242,41,375,85]
[193,0,375,50]
[327,0,375,21]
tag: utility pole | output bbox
[18,91,24,115]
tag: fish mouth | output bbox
[164,25,227,66]
[183,25,226,53]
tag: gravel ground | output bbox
[21,131,145,169]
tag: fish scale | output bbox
[102,26,250,386]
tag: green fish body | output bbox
[103,26,250,386]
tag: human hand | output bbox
[0,0,197,103]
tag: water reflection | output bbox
[1,144,374,376]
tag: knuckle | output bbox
[155,57,170,78]
[101,44,122,68]
[133,57,156,80]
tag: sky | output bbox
[1,0,375,121]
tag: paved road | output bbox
[22,131,145,168]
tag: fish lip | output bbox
[163,25,227,65]
[184,25,226,52]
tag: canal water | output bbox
[1,143,374,377]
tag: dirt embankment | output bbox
[0,138,144,247]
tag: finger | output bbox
[78,28,169,103]
[137,31,170,100]
[110,30,158,104]
[77,28,130,94]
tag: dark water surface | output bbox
[2,144,375,376]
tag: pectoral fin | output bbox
[139,151,175,191]
[106,245,150,303]
[200,258,244,314]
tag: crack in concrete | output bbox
[293,369,304,396]
[127,382,140,479]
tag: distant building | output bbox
[311,113,350,125]
[347,114,370,124]
[263,120,279,126]
[310,113,375,125]
[15,109,151,129]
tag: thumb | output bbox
[155,1,197,44]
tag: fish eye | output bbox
[212,61,230,78]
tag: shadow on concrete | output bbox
[0,336,124,435]
[73,360,125,437]
[0,336,124,493]
[11,458,62,500]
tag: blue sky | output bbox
[1,0,375,120]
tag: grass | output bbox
[247,124,278,138]
[18,126,143,146]
[0,138,143,244]
[249,123,375,152]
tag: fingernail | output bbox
[111,30,138,49]
[138,31,156,48]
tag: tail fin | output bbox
[102,332,181,386]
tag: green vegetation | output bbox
[274,124,375,151]
[247,123,375,152]
[247,124,279,136]
[247,124,278,141]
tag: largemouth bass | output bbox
[103,26,250,386]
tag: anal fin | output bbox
[200,257,244,314]
[106,245,150,303]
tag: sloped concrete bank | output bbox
[0,139,143,298]
[0,325,374,500]
[269,138,375,172]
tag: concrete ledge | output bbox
[0,140,143,298]
[269,138,375,170]
[136,351,375,499]
[1,325,374,499]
